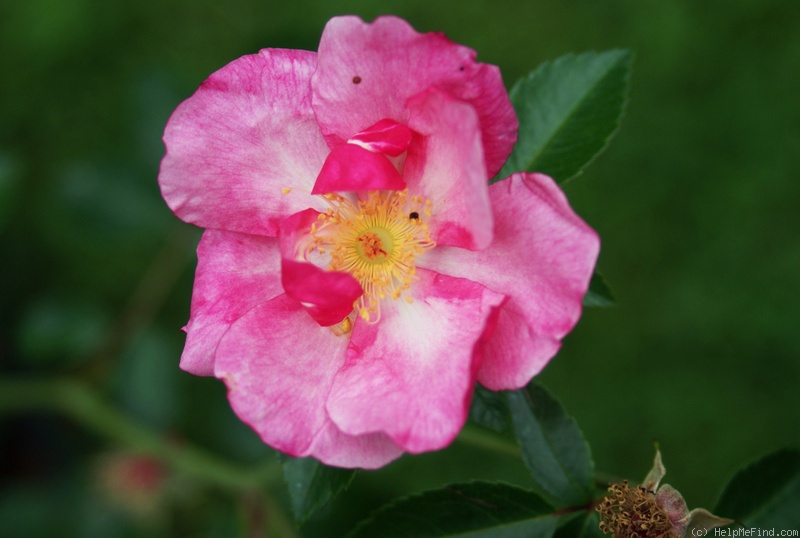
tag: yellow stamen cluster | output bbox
[597,481,675,537]
[310,189,435,323]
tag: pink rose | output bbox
[159,16,599,468]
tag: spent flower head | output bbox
[598,449,734,537]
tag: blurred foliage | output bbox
[1,0,799,536]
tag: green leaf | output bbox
[469,384,511,432]
[282,456,356,522]
[554,512,605,538]
[348,481,559,538]
[496,49,632,183]
[714,448,800,528]
[507,383,595,508]
[583,271,616,308]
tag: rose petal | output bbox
[214,295,346,458]
[418,173,600,390]
[281,260,362,326]
[277,207,322,261]
[312,15,517,177]
[181,230,283,376]
[326,268,505,453]
[159,49,329,237]
[404,88,493,250]
[305,424,403,469]
[279,209,363,326]
[312,143,406,194]
[215,294,401,468]
[438,62,519,179]
[348,119,413,157]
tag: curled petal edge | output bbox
[280,209,363,326]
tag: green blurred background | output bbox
[2,0,799,536]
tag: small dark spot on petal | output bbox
[409,211,419,220]
[459,66,465,72]
[352,76,362,84]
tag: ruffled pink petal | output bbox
[215,295,402,468]
[348,119,413,157]
[311,143,405,194]
[281,260,362,326]
[312,15,517,177]
[213,295,346,458]
[326,269,505,453]
[305,424,404,469]
[403,88,493,250]
[278,207,321,260]
[181,230,283,376]
[419,173,600,390]
[279,209,363,326]
[159,49,330,237]
[437,62,518,179]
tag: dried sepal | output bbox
[679,508,735,538]
[642,447,666,493]
[598,449,734,537]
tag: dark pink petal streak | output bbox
[279,209,363,326]
[348,119,413,156]
[311,143,406,194]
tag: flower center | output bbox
[356,229,392,261]
[310,189,434,323]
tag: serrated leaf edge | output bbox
[282,457,357,522]
[583,271,616,308]
[494,48,633,184]
[540,49,632,183]
[522,386,595,504]
[346,481,560,538]
[715,448,800,524]
[509,384,595,508]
